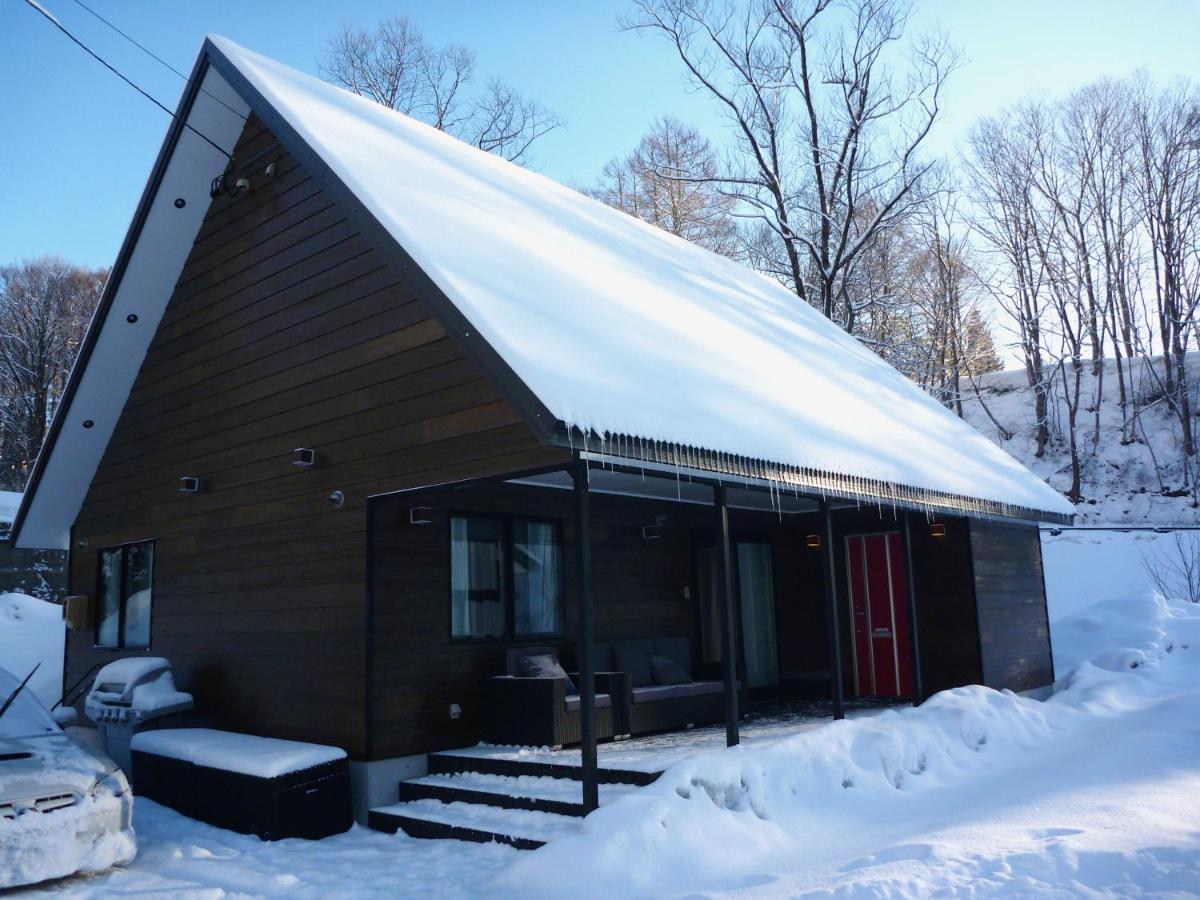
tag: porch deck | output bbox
[370,700,904,848]
[446,698,903,776]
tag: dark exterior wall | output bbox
[369,483,714,759]
[782,508,981,700]
[969,520,1054,692]
[908,516,982,695]
[65,115,561,757]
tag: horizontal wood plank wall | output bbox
[65,115,561,757]
[907,514,982,695]
[969,520,1054,692]
[369,483,712,759]
[788,508,980,699]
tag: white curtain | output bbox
[514,521,560,635]
[450,516,505,638]
[738,542,779,688]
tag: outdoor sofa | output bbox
[481,638,728,748]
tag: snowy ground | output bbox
[17,533,1200,898]
[1041,527,1184,623]
[0,591,64,707]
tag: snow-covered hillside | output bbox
[962,354,1199,525]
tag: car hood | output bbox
[0,733,116,800]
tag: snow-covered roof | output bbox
[12,36,1071,547]
[214,37,1070,521]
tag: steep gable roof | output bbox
[13,36,1071,547]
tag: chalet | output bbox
[12,37,1073,830]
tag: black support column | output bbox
[571,456,599,813]
[820,500,845,720]
[900,513,924,704]
[713,482,740,747]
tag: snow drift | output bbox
[496,594,1200,897]
[0,592,64,707]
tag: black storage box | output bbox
[131,749,196,818]
[130,728,352,841]
[193,758,352,841]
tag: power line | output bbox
[65,0,244,119]
[20,0,232,159]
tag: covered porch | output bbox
[364,448,1005,828]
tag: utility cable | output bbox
[20,0,232,159]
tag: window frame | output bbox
[93,539,156,651]
[447,512,565,644]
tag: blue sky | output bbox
[1,0,1197,269]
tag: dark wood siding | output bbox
[780,508,982,699]
[369,483,709,759]
[969,520,1053,692]
[65,115,563,757]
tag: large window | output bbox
[96,541,155,649]
[450,515,562,640]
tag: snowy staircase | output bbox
[367,750,660,849]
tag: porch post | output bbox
[900,513,924,704]
[571,456,599,813]
[820,500,845,721]
[713,481,740,747]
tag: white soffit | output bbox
[15,67,249,548]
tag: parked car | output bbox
[0,666,136,889]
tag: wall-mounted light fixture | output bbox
[409,507,433,526]
[329,490,345,509]
[929,522,947,538]
[805,534,821,549]
[179,476,203,494]
[641,512,668,541]
[293,447,318,468]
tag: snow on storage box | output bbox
[131,728,351,840]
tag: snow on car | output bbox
[0,666,135,890]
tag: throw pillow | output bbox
[517,653,577,695]
[613,643,654,687]
[650,653,692,686]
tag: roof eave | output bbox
[11,49,219,549]
[554,425,1074,527]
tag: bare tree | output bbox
[966,106,1055,457]
[321,16,562,165]
[623,0,959,332]
[0,258,105,489]
[587,116,740,256]
[1142,532,1200,604]
[1132,76,1200,463]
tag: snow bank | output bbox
[496,595,1200,898]
[0,592,64,707]
[1041,529,1176,623]
[0,491,22,525]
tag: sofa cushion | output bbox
[631,681,723,703]
[612,641,654,687]
[517,654,577,695]
[650,653,691,686]
[564,693,612,712]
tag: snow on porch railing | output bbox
[563,427,1072,526]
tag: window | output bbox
[450,515,562,640]
[96,541,155,649]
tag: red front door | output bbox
[845,532,913,698]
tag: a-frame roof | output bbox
[12,36,1072,547]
